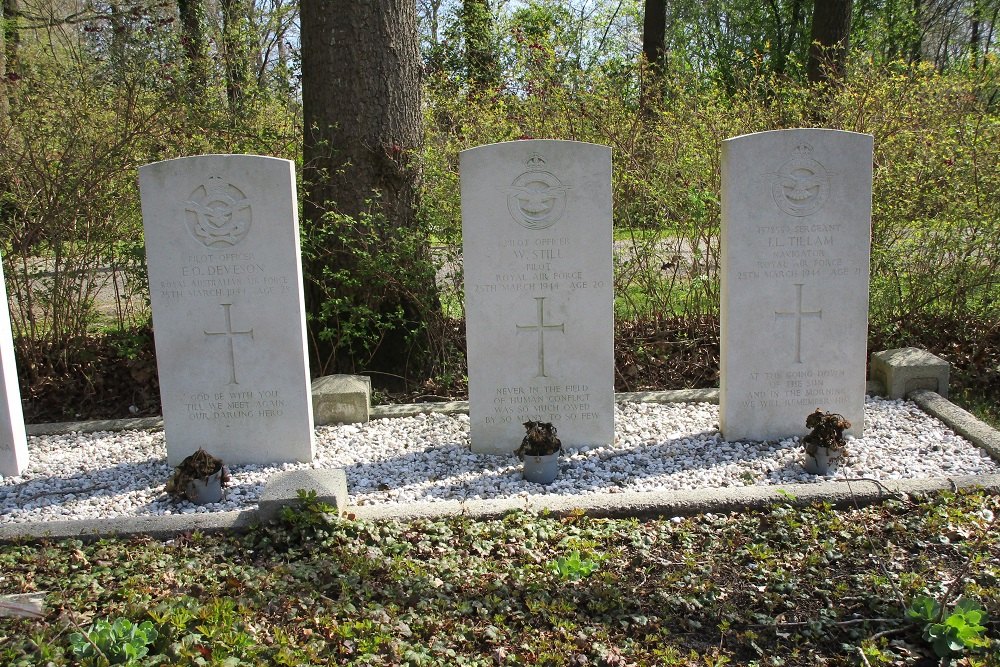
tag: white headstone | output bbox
[461,140,614,454]
[0,256,28,477]
[720,129,873,441]
[139,155,314,465]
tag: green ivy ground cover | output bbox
[1,489,997,666]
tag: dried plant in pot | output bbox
[516,421,562,485]
[165,448,230,504]
[801,409,850,475]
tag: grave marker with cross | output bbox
[719,128,872,441]
[139,154,314,465]
[460,140,614,454]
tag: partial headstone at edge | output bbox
[139,154,314,465]
[461,140,615,454]
[0,254,28,477]
[720,129,873,441]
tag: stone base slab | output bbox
[871,347,950,399]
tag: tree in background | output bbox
[220,0,253,117]
[807,0,853,84]
[642,0,666,73]
[300,0,438,382]
[641,0,666,102]
[460,0,500,90]
[176,0,209,100]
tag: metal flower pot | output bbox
[803,447,842,476]
[184,467,227,504]
[522,452,560,485]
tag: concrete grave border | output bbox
[4,384,1000,542]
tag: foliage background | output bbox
[1,0,999,417]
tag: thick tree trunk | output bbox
[220,0,253,117]
[177,0,210,99]
[806,0,853,84]
[301,0,431,381]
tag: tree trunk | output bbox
[772,0,806,77]
[910,0,923,63]
[301,0,432,382]
[806,0,853,84]
[642,0,667,74]
[0,0,7,123]
[177,0,210,99]
[2,0,17,71]
[461,0,499,91]
[220,0,253,117]
[641,0,667,105]
[970,2,982,68]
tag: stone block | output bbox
[258,468,348,522]
[311,375,371,425]
[870,347,950,399]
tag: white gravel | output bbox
[1,396,997,524]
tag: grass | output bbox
[1,489,997,666]
[951,387,1000,430]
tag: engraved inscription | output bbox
[741,369,848,409]
[516,296,565,378]
[185,388,285,421]
[502,153,572,230]
[204,302,254,384]
[484,383,599,425]
[185,176,252,247]
[771,144,829,217]
[774,283,822,364]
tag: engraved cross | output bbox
[204,302,254,384]
[774,284,822,364]
[516,297,565,378]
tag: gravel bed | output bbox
[2,396,997,524]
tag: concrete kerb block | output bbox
[258,469,348,522]
[870,347,950,399]
[311,374,371,425]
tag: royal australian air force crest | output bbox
[770,144,830,217]
[502,153,572,230]
[184,176,252,248]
